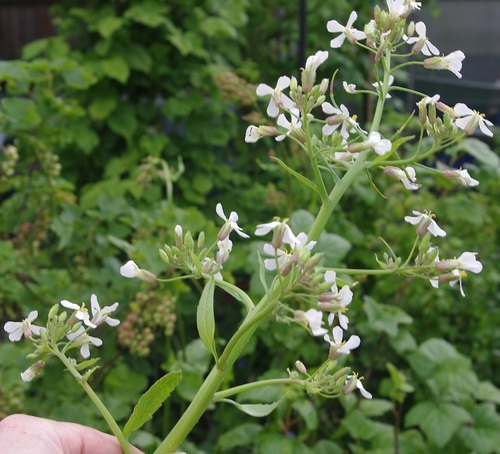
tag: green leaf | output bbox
[220,398,281,417]
[477,381,500,404]
[362,296,413,337]
[459,403,500,453]
[124,45,153,73]
[107,102,137,140]
[62,66,96,89]
[102,56,130,84]
[215,279,254,312]
[124,1,168,27]
[96,16,123,39]
[217,423,263,452]
[291,399,318,431]
[270,156,321,197]
[449,138,500,175]
[405,400,471,447]
[88,93,118,120]
[0,97,41,131]
[123,370,182,439]
[197,278,218,361]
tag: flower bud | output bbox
[184,231,195,250]
[21,360,45,382]
[407,21,415,37]
[48,304,59,321]
[295,360,308,375]
[197,231,205,250]
[174,225,183,248]
[159,248,170,264]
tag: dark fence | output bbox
[0,0,55,59]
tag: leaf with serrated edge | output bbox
[123,370,182,438]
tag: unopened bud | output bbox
[197,231,205,250]
[184,231,194,250]
[407,21,415,37]
[159,248,170,264]
[295,360,308,374]
[174,225,183,248]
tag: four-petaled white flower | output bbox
[384,166,419,190]
[120,260,158,282]
[424,51,465,79]
[318,270,353,330]
[90,294,120,327]
[276,108,302,142]
[327,11,366,48]
[324,325,361,356]
[256,76,295,118]
[321,102,357,139]
[4,311,42,342]
[443,168,479,187]
[453,103,494,137]
[216,203,249,240]
[404,21,439,56]
[343,81,357,94]
[255,220,298,247]
[304,50,329,73]
[303,308,329,337]
[437,251,483,274]
[387,0,410,17]
[66,326,103,359]
[343,374,372,399]
[404,210,446,237]
[60,300,96,328]
[366,132,392,155]
[244,125,278,143]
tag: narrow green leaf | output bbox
[197,278,218,361]
[0,97,41,131]
[270,156,321,196]
[123,370,182,438]
[220,398,281,417]
[215,279,254,311]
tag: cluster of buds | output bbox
[0,144,18,179]
[3,295,120,382]
[291,360,372,399]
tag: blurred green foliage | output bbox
[1,0,500,453]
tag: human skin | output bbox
[0,414,144,454]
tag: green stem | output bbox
[154,279,289,454]
[307,50,392,242]
[52,348,133,454]
[213,378,304,402]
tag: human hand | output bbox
[0,414,144,454]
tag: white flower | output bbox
[66,326,103,358]
[443,168,479,187]
[60,300,96,328]
[303,309,328,336]
[256,76,295,118]
[404,210,446,237]
[4,311,41,342]
[343,81,357,94]
[437,251,483,274]
[216,203,249,240]
[453,103,494,137]
[372,75,394,98]
[387,0,408,16]
[244,125,278,143]
[432,270,468,297]
[321,103,357,139]
[384,166,419,190]
[276,108,302,141]
[215,237,233,265]
[367,132,392,155]
[90,294,119,327]
[262,243,290,271]
[327,11,366,48]
[255,220,298,248]
[21,360,45,383]
[120,260,158,282]
[343,374,372,399]
[318,270,353,330]
[304,50,329,73]
[424,51,465,79]
[324,326,361,356]
[404,21,439,56]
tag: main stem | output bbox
[308,51,391,242]
[155,51,392,454]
